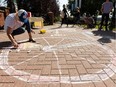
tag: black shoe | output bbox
[28,39,36,42]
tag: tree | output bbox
[80,0,104,15]
[16,0,60,17]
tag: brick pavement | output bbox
[0,24,116,87]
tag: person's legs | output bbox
[11,27,25,43]
[66,17,68,27]
[63,15,68,27]
[66,16,68,27]
[77,17,80,24]
[105,13,109,31]
[24,19,35,42]
[99,13,105,30]
[61,18,64,26]
[11,27,25,36]
[72,17,77,26]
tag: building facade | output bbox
[75,0,82,8]
[68,0,82,11]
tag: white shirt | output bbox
[4,13,24,32]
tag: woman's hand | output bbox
[13,41,19,48]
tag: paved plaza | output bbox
[0,24,116,87]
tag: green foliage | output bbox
[54,16,61,22]
[81,0,104,15]
[16,0,60,17]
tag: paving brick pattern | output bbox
[0,24,116,87]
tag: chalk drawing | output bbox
[0,29,116,84]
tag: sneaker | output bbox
[28,39,36,42]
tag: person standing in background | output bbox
[72,7,80,27]
[99,0,113,31]
[60,4,69,27]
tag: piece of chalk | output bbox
[16,49,20,52]
[27,50,31,53]
[9,50,12,52]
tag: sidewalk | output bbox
[0,24,116,87]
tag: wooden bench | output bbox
[29,17,44,29]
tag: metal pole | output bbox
[75,0,77,8]
[79,0,82,8]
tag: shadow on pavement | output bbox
[97,37,111,44]
[0,41,12,49]
[50,26,73,30]
[92,30,116,44]
[50,26,62,30]
[92,30,116,39]
[0,30,5,34]
[0,40,34,50]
